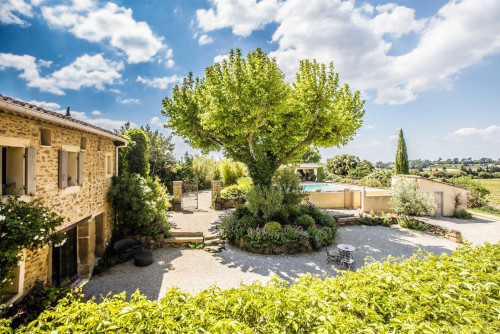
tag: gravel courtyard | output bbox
[84,224,459,301]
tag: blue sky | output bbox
[1,0,499,162]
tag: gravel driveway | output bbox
[84,224,458,301]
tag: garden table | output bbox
[337,244,355,270]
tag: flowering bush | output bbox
[0,197,65,299]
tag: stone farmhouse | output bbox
[0,94,128,304]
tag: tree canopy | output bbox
[326,154,361,176]
[301,147,321,163]
[162,48,365,187]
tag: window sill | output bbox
[61,186,81,196]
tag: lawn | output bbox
[477,178,500,206]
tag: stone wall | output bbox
[0,110,119,298]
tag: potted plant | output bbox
[213,194,222,210]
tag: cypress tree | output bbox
[395,129,409,174]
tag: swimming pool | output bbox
[301,184,346,192]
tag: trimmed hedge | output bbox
[7,243,499,333]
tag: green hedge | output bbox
[8,243,499,333]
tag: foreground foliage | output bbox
[10,243,500,333]
[390,178,437,216]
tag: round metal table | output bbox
[336,244,355,270]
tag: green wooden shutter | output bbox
[77,152,84,186]
[59,150,68,189]
[25,147,36,195]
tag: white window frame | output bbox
[0,136,30,198]
[61,145,82,195]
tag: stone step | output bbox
[204,234,219,241]
[337,217,358,224]
[164,236,204,244]
[204,238,222,246]
[333,213,356,219]
[170,231,204,237]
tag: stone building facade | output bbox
[0,94,128,304]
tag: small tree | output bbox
[325,154,360,176]
[141,125,176,185]
[395,129,409,175]
[390,178,436,216]
[246,186,283,223]
[107,173,171,239]
[119,129,150,177]
[301,147,321,163]
[162,48,364,188]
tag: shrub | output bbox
[264,221,282,232]
[14,244,499,333]
[221,177,253,200]
[454,210,473,219]
[359,169,394,187]
[218,217,248,243]
[0,198,65,299]
[239,215,261,228]
[390,178,437,216]
[246,186,283,222]
[219,159,245,186]
[107,173,172,239]
[273,167,308,206]
[447,176,490,208]
[296,214,315,229]
[307,226,336,250]
[397,216,427,231]
[232,204,252,219]
[269,205,289,225]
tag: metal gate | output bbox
[182,182,198,210]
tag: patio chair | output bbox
[326,246,340,264]
[114,238,142,262]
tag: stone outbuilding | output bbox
[392,175,468,216]
[0,94,128,304]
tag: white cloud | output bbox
[0,52,123,95]
[0,0,34,26]
[118,98,140,104]
[198,34,214,45]
[19,98,130,131]
[368,139,383,146]
[447,125,500,142]
[388,135,399,140]
[213,54,229,63]
[365,124,376,130]
[196,0,280,37]
[197,0,500,105]
[27,100,62,111]
[150,116,165,126]
[41,1,172,64]
[136,75,181,89]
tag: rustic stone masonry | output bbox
[173,181,182,211]
[418,221,463,243]
[0,107,125,300]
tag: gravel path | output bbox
[421,215,500,245]
[84,224,457,301]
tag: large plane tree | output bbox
[161,48,365,188]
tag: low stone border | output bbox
[416,221,463,243]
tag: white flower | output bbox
[0,215,5,221]
[34,235,39,240]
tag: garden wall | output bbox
[305,189,389,211]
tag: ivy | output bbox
[0,197,65,299]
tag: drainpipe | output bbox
[115,142,127,176]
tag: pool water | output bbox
[301,184,345,192]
